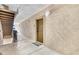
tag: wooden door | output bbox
[36,18,43,43]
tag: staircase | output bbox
[0,4,15,45]
[0,9,15,38]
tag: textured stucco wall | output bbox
[45,5,79,54]
[19,18,36,41]
[19,5,79,54]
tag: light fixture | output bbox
[45,10,50,17]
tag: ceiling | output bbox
[6,4,45,24]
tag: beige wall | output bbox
[44,5,79,54]
[0,21,3,45]
[19,5,79,54]
[19,18,36,42]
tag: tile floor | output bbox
[3,38,13,45]
[0,34,60,55]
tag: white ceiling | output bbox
[7,4,45,24]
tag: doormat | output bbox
[32,42,42,46]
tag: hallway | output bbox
[1,4,79,55]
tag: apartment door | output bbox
[36,18,43,43]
